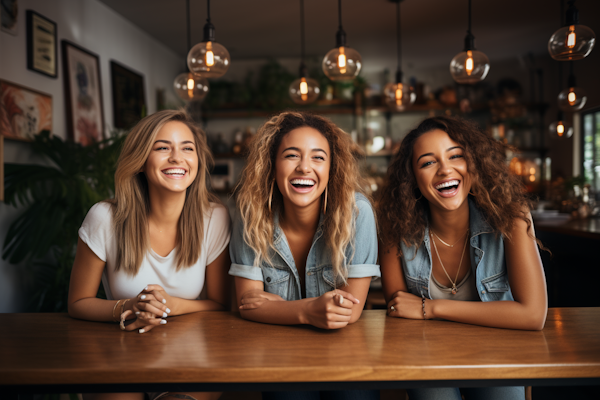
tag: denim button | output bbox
[481,290,486,294]
[266,277,271,283]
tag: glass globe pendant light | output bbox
[558,62,587,111]
[449,0,490,84]
[322,0,362,81]
[174,0,209,102]
[549,111,573,139]
[187,0,230,78]
[383,0,415,111]
[548,0,595,61]
[289,0,320,104]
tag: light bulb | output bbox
[289,76,320,104]
[450,50,490,84]
[558,86,587,111]
[383,81,416,111]
[548,24,595,60]
[188,41,230,78]
[205,41,215,66]
[465,51,474,75]
[322,46,361,81]
[174,72,209,101]
[549,119,573,138]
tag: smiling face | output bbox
[412,129,472,213]
[143,121,198,194]
[275,126,331,213]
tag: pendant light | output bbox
[549,111,573,138]
[558,62,587,111]
[322,0,362,81]
[174,0,209,102]
[548,0,595,61]
[187,0,230,78]
[289,0,320,104]
[449,0,490,84]
[383,0,415,112]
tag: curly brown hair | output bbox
[378,115,536,252]
[235,111,367,283]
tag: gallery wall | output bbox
[0,0,183,312]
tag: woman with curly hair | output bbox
[69,110,230,400]
[378,116,547,400]
[229,111,379,399]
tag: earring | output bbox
[268,181,274,213]
[415,191,423,201]
[323,186,328,215]
[469,189,476,196]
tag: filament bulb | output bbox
[465,50,474,76]
[395,83,403,105]
[338,47,346,68]
[568,89,577,105]
[557,122,565,136]
[300,78,308,95]
[187,78,194,90]
[206,41,215,67]
[567,26,576,48]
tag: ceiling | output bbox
[98,0,600,70]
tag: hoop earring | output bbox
[323,186,328,215]
[469,189,476,196]
[268,181,274,213]
[415,191,423,201]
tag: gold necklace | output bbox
[430,229,469,295]
[430,228,468,247]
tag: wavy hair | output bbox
[378,115,536,252]
[236,111,366,283]
[110,109,216,275]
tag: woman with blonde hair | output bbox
[68,109,230,400]
[378,116,547,400]
[230,111,379,400]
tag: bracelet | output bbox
[421,296,427,320]
[112,299,122,322]
[121,299,130,319]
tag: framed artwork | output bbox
[110,61,146,129]
[0,79,52,141]
[26,10,57,78]
[62,40,105,145]
[1,0,18,35]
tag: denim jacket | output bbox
[229,193,380,301]
[401,198,514,302]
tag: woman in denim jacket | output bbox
[378,116,547,400]
[229,111,379,400]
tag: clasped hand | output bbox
[303,290,359,329]
[387,290,430,320]
[121,284,172,333]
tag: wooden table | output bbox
[1,309,599,394]
[535,217,600,240]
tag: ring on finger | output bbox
[120,317,126,331]
[390,305,395,312]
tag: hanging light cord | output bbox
[467,0,472,35]
[186,0,191,52]
[338,0,343,30]
[300,0,305,62]
[207,0,211,24]
[396,1,401,72]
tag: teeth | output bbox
[163,168,186,175]
[435,180,459,190]
[291,179,315,186]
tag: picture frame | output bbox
[110,61,146,129]
[62,40,105,145]
[26,10,57,78]
[0,79,53,141]
[1,0,18,36]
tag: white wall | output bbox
[0,0,183,312]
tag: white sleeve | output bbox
[204,203,231,265]
[78,202,113,262]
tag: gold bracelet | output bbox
[112,299,122,322]
[120,299,130,319]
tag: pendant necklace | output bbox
[430,229,469,295]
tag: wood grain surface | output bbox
[1,309,599,386]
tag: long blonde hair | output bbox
[111,109,216,275]
[236,111,366,284]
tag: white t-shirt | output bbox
[78,201,231,301]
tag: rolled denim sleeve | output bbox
[347,194,381,279]
[228,212,264,282]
